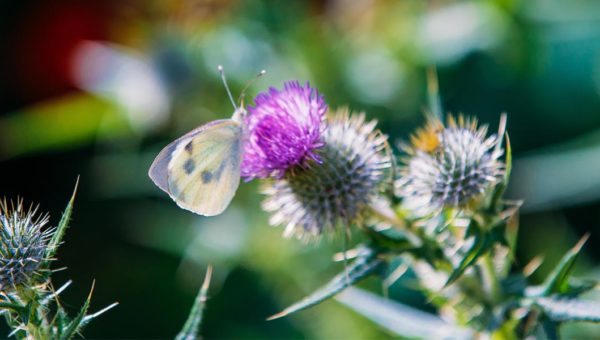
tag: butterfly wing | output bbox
[148,119,243,216]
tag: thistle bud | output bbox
[262,108,392,239]
[0,199,52,291]
[396,115,505,216]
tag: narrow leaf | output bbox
[336,287,472,338]
[268,251,385,320]
[536,296,600,322]
[539,234,589,296]
[490,133,512,211]
[54,307,68,338]
[60,280,93,340]
[563,280,598,297]
[0,301,25,314]
[363,226,418,252]
[175,266,213,340]
[503,133,512,184]
[445,233,490,287]
[46,177,79,262]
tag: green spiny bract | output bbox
[0,186,116,339]
[396,115,505,217]
[0,199,52,291]
[262,108,392,239]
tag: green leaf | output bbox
[53,307,68,339]
[0,301,25,314]
[489,219,509,247]
[267,249,385,320]
[563,279,598,297]
[45,177,79,264]
[489,131,511,212]
[335,287,472,338]
[539,234,589,296]
[445,231,492,287]
[503,133,512,187]
[175,266,213,340]
[536,296,600,322]
[363,226,417,252]
[60,281,93,340]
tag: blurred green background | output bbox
[1,0,600,338]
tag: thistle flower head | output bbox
[396,115,505,216]
[241,81,327,180]
[262,108,392,239]
[0,199,52,291]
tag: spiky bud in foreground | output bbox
[262,108,392,239]
[241,81,327,180]
[0,199,52,291]
[396,115,505,216]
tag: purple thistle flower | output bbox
[241,81,327,180]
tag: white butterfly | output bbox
[148,66,264,216]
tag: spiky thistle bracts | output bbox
[396,115,505,216]
[262,108,392,239]
[0,199,53,291]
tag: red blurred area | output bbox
[10,0,112,104]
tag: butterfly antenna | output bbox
[238,69,267,104]
[218,65,237,110]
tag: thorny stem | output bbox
[13,285,50,339]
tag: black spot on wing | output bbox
[183,159,195,174]
[201,170,213,183]
[185,141,193,154]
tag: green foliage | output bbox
[261,110,599,339]
[336,287,472,338]
[0,181,116,339]
[445,222,492,287]
[44,177,79,267]
[535,296,600,322]
[268,248,385,320]
[176,266,213,340]
[539,234,590,296]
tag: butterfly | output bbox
[148,66,265,216]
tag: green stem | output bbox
[15,286,50,339]
[480,253,501,304]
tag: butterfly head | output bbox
[231,105,247,123]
